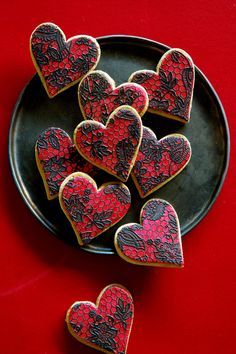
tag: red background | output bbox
[0,1,235,353]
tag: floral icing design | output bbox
[131,127,191,198]
[66,284,134,354]
[115,199,184,267]
[78,70,148,124]
[30,22,100,97]
[74,106,143,182]
[59,172,131,245]
[35,127,96,199]
[129,48,195,123]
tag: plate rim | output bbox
[8,34,230,255]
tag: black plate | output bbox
[9,35,230,254]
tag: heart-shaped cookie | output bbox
[115,199,184,267]
[30,22,100,97]
[74,106,143,182]
[35,127,96,199]
[131,127,191,198]
[66,284,134,354]
[129,48,195,123]
[59,172,131,245]
[78,70,149,124]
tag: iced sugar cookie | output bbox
[115,199,184,268]
[66,284,134,354]
[59,172,131,245]
[35,127,96,200]
[74,106,143,182]
[78,70,148,124]
[131,127,191,198]
[30,22,101,97]
[129,48,195,123]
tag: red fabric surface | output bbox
[0,1,235,353]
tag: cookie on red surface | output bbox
[129,48,195,123]
[78,70,148,124]
[131,127,191,198]
[35,127,96,200]
[74,106,143,182]
[114,199,184,268]
[66,284,134,354]
[30,22,101,98]
[59,172,131,245]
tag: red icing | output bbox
[132,127,191,197]
[30,23,100,97]
[66,284,134,354]
[115,199,184,267]
[78,70,148,124]
[35,127,96,199]
[130,49,194,122]
[59,173,131,245]
[74,106,142,181]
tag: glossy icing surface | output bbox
[35,127,96,199]
[74,106,142,181]
[79,70,148,124]
[132,127,191,197]
[30,23,100,97]
[130,49,194,122]
[59,173,131,245]
[66,284,134,354]
[115,199,184,267]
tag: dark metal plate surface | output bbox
[9,35,230,254]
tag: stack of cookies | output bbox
[31,22,195,354]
